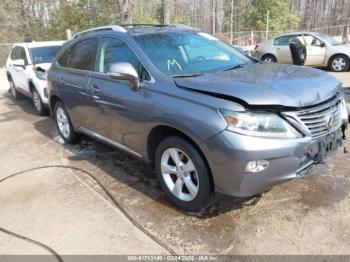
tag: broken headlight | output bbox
[220,109,302,138]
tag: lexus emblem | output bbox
[326,115,335,129]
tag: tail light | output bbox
[254,44,260,50]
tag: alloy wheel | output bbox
[332,57,346,71]
[33,90,42,112]
[160,148,199,202]
[56,107,70,139]
[10,81,16,98]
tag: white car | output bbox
[256,32,350,72]
[6,41,64,114]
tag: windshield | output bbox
[29,46,62,64]
[315,33,339,46]
[134,31,253,76]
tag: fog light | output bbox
[245,160,269,173]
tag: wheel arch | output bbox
[261,53,277,62]
[49,95,61,116]
[6,71,12,81]
[146,125,214,189]
[327,53,350,65]
[28,80,35,92]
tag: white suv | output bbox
[6,41,64,114]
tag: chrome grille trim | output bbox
[283,94,343,139]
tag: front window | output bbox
[134,31,253,76]
[303,35,323,46]
[29,46,61,64]
[315,33,339,46]
[69,38,99,71]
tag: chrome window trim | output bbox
[55,36,155,84]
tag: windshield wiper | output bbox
[224,64,245,71]
[172,73,204,78]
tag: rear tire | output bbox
[54,101,79,144]
[262,54,277,63]
[155,136,213,212]
[32,88,46,115]
[329,55,350,72]
[9,79,21,100]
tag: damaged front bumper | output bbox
[200,126,346,197]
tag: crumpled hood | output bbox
[34,63,51,72]
[175,63,341,108]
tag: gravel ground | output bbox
[0,67,350,256]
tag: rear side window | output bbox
[69,38,99,71]
[274,35,295,46]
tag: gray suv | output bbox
[48,25,348,212]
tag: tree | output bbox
[161,0,171,24]
[117,0,133,24]
[250,0,299,32]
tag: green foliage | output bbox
[133,3,161,24]
[48,0,120,39]
[250,0,299,32]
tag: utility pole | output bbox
[265,10,270,42]
[229,0,233,44]
[212,0,216,35]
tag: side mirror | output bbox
[320,42,326,48]
[107,62,140,90]
[13,59,25,68]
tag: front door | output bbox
[303,34,326,66]
[12,46,30,92]
[88,37,151,151]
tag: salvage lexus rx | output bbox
[47,25,348,212]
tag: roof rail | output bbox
[168,24,194,29]
[120,24,194,30]
[120,24,168,28]
[72,25,127,39]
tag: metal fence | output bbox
[1,24,349,66]
[216,24,350,46]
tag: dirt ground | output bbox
[0,67,350,256]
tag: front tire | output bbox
[32,88,46,115]
[329,55,350,72]
[155,136,213,212]
[54,101,78,144]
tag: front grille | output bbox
[290,94,343,139]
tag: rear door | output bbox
[56,37,100,128]
[274,35,297,64]
[303,34,326,66]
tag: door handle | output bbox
[92,84,100,92]
[91,84,100,99]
